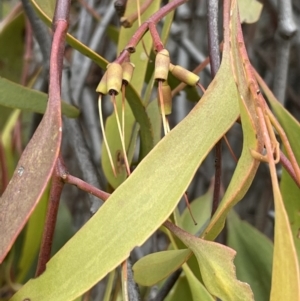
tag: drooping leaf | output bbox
[9,24,240,299]
[203,0,262,241]
[255,72,300,299]
[227,210,273,301]
[133,249,190,286]
[229,2,300,299]
[166,221,254,301]
[255,72,300,260]
[0,17,64,262]
[0,77,80,118]
[238,0,263,24]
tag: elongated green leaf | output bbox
[256,72,300,261]
[255,72,300,298]
[0,77,80,118]
[167,222,254,301]
[16,186,49,282]
[31,0,108,69]
[270,176,300,300]
[133,249,190,286]
[183,265,215,301]
[203,0,262,241]
[227,210,273,301]
[146,100,161,146]
[281,167,300,261]
[9,27,240,299]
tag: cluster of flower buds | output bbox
[154,48,200,117]
[96,62,135,95]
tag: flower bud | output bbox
[96,71,108,95]
[154,49,170,81]
[107,62,123,94]
[158,81,172,115]
[169,63,199,86]
[122,62,135,84]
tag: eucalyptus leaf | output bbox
[166,221,254,301]
[183,265,215,301]
[133,249,190,286]
[0,77,80,118]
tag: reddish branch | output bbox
[35,0,71,276]
[115,0,188,63]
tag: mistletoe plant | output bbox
[0,0,299,300]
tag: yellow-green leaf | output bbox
[238,0,263,24]
[133,249,190,286]
[0,77,80,118]
[183,265,215,301]
[255,73,300,300]
[167,222,254,301]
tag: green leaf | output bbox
[183,265,215,301]
[166,222,254,301]
[16,186,49,282]
[165,275,192,301]
[31,0,108,69]
[255,73,300,299]
[203,0,262,241]
[256,73,300,260]
[146,99,162,146]
[238,0,263,24]
[0,77,80,118]
[0,10,24,81]
[9,24,240,299]
[227,210,273,301]
[133,249,191,286]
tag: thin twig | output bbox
[207,0,221,217]
[36,159,65,276]
[273,0,297,105]
[35,0,71,276]
[62,173,110,201]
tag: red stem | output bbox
[0,139,9,193]
[36,161,65,276]
[280,151,300,188]
[62,173,110,201]
[115,0,188,63]
[35,0,71,276]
